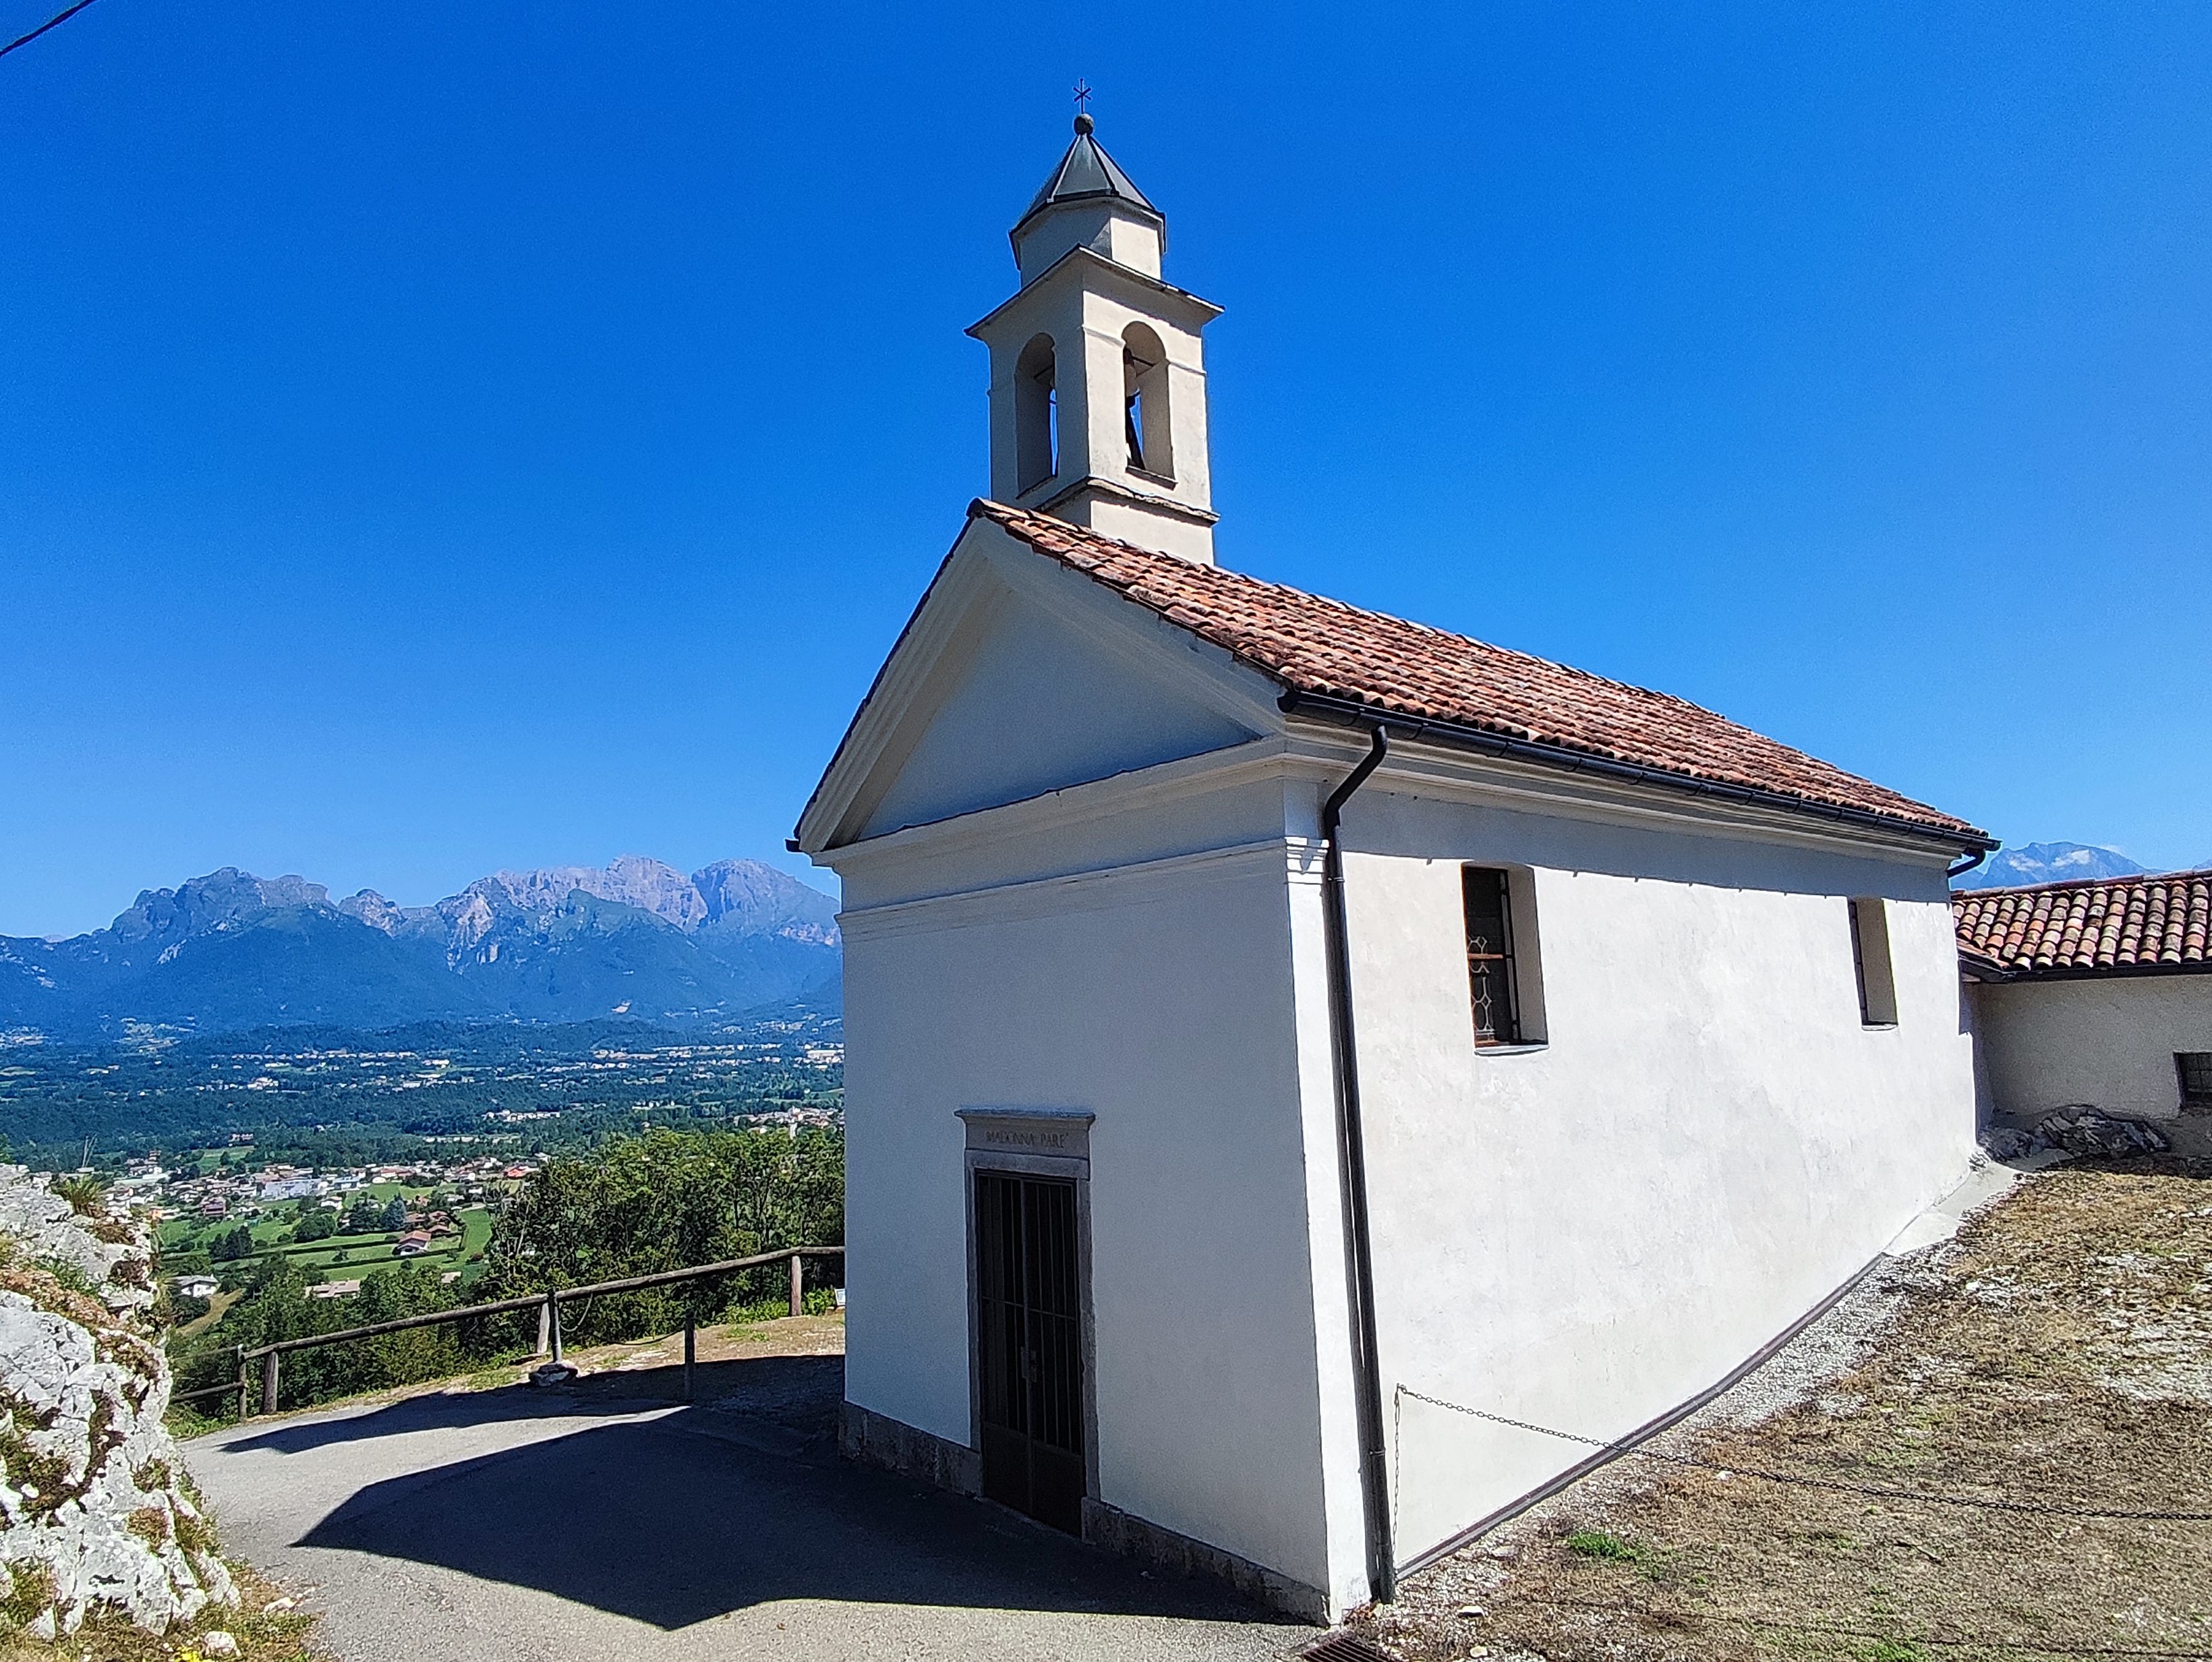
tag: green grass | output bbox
[283,1207,492,1278]
[162,1203,495,1288]
[163,1197,488,1254]
[458,1206,493,1256]
[1565,1530,1641,1562]
[1563,1528,1683,1584]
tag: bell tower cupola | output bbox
[967,113,1223,563]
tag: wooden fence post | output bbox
[683,1312,695,1403]
[235,1348,250,1421]
[261,1351,279,1416]
[789,1251,803,1317]
[535,1296,551,1358]
[549,1296,564,1364]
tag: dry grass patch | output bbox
[0,1559,323,1662]
[1362,1157,2212,1662]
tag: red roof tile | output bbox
[974,500,1985,842]
[1952,870,2212,977]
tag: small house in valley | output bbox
[1956,869,2212,1153]
[795,117,1997,1620]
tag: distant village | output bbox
[103,1143,537,1303]
[91,1091,842,1310]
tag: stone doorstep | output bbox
[837,1400,1330,1625]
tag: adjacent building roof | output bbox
[972,500,1989,847]
[1952,869,2212,979]
[1013,117,1159,239]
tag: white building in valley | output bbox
[793,117,1996,1621]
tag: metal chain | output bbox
[1394,1386,2212,1523]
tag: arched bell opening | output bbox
[1016,333,1058,494]
[1122,323,1171,482]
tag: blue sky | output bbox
[4,1,2209,938]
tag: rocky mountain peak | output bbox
[1955,841,2149,890]
[107,869,333,947]
[483,855,707,932]
[693,859,841,944]
[3,855,841,1037]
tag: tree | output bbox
[207,1224,256,1262]
[477,1125,844,1346]
[378,1195,408,1232]
[340,1197,383,1235]
[293,1208,335,1243]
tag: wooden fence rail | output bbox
[184,1245,843,1422]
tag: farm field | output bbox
[162,1193,498,1286]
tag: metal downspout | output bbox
[1319,724,1395,1605]
[1946,847,1991,881]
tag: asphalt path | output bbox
[185,1353,1311,1662]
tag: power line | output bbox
[1395,1386,2212,1524]
[1,0,101,61]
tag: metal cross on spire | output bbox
[1073,79,1093,115]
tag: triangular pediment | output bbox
[794,519,1283,852]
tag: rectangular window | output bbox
[1849,898,1898,1027]
[2178,1052,2212,1110]
[1463,866,1521,1047]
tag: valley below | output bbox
[0,1010,843,1171]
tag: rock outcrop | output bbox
[1983,1106,2174,1162]
[0,1168,235,1638]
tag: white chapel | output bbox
[793,116,1995,1622]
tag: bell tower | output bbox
[967,114,1223,563]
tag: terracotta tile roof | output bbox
[1952,870,2212,977]
[973,500,1987,843]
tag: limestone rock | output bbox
[0,1169,235,1636]
[0,1168,154,1317]
[2037,1106,2172,1156]
[1984,1108,2172,1162]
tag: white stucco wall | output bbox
[1331,791,1979,1566]
[1973,973,2212,1131]
[838,837,1343,1593]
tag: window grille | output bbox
[2178,1052,2212,1110]
[1462,867,1520,1047]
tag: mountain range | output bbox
[1953,841,2150,890]
[0,856,840,1039]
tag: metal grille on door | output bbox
[974,1170,1084,1532]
